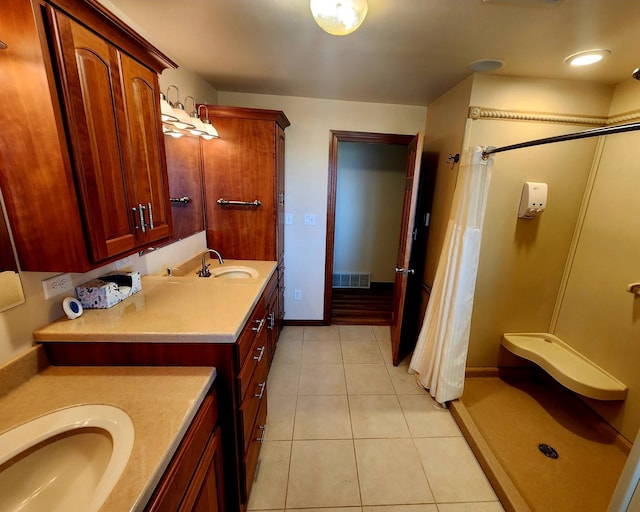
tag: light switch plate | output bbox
[285,213,293,225]
[304,214,316,225]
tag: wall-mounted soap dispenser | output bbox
[518,182,547,219]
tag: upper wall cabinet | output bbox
[0,0,175,272]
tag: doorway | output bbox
[323,130,419,331]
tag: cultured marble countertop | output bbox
[33,259,277,344]
[0,346,216,512]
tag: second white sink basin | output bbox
[212,265,259,279]
[0,404,134,512]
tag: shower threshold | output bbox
[449,368,630,512]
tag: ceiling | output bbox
[105,0,640,106]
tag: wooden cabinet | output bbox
[0,0,174,272]
[146,389,225,512]
[43,274,278,512]
[200,106,289,332]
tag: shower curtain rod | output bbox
[481,120,640,159]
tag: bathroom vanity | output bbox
[34,258,280,512]
[0,346,218,511]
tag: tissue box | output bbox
[76,271,141,309]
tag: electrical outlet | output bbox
[294,289,302,300]
[42,273,73,300]
[304,214,316,225]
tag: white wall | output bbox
[334,142,407,283]
[218,91,427,319]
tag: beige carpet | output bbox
[459,371,629,512]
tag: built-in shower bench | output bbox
[502,333,627,401]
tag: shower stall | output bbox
[421,73,640,511]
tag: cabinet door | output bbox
[48,10,137,262]
[120,55,171,245]
[180,426,225,512]
[202,117,277,260]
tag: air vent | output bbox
[332,272,371,289]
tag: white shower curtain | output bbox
[409,146,493,404]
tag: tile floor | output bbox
[248,325,504,512]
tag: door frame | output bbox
[323,130,416,324]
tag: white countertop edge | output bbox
[129,367,217,512]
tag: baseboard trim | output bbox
[282,320,328,327]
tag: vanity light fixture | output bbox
[184,96,211,137]
[197,105,220,140]
[165,85,195,130]
[564,49,610,67]
[162,123,184,138]
[310,0,368,36]
[159,92,179,123]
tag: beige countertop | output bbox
[33,259,277,344]
[0,346,216,512]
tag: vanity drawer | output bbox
[238,355,268,454]
[236,298,266,369]
[242,397,268,502]
[237,322,267,401]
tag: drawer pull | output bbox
[253,345,265,362]
[256,424,267,443]
[252,318,266,335]
[267,312,275,330]
[254,381,266,399]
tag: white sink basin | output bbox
[0,404,134,512]
[212,265,259,279]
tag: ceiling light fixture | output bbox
[469,59,504,73]
[310,0,368,36]
[564,49,610,67]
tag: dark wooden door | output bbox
[201,117,276,260]
[390,132,424,366]
[120,54,172,246]
[49,9,137,261]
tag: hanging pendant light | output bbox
[310,0,368,36]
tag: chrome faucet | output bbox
[197,249,224,277]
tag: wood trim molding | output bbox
[468,106,640,127]
[198,104,290,129]
[38,0,177,72]
[282,320,327,327]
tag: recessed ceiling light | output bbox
[564,49,610,67]
[469,59,504,72]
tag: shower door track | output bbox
[482,120,640,159]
